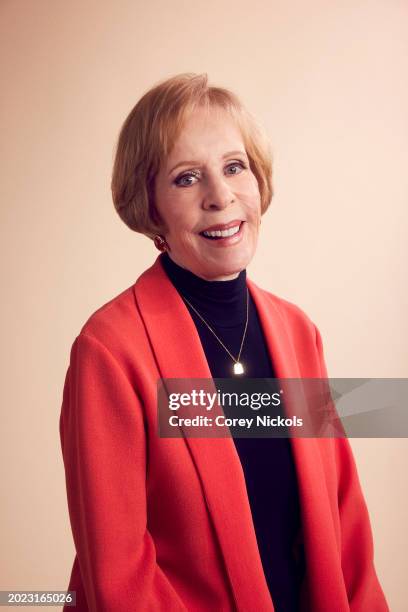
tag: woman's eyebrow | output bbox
[168,150,247,176]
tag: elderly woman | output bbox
[59,73,388,611]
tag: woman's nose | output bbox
[202,176,234,210]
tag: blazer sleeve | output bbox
[59,332,187,612]
[314,325,389,611]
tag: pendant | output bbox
[233,362,244,375]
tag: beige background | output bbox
[1,0,407,609]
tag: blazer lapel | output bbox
[248,278,348,610]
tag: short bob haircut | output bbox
[111,72,273,240]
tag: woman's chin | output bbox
[198,255,252,280]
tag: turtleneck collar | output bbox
[159,252,248,328]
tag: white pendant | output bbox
[233,362,244,375]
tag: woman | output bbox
[59,73,388,611]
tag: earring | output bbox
[153,235,168,252]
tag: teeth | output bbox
[203,224,241,238]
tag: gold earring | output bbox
[153,235,168,252]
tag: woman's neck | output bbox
[159,252,247,328]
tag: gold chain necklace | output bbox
[181,287,249,375]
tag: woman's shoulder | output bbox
[71,281,144,361]
[80,284,134,328]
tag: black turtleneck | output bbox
[160,252,306,611]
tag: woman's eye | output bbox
[174,172,200,187]
[225,161,246,175]
[174,162,246,187]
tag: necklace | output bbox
[181,288,249,376]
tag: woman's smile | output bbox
[198,220,245,247]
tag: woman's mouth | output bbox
[199,221,244,246]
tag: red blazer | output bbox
[59,255,388,611]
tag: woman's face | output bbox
[154,106,262,280]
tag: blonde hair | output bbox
[111,72,273,239]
